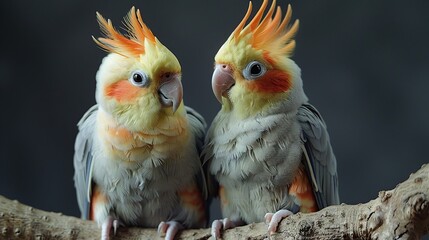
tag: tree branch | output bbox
[1,164,428,239]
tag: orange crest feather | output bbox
[233,0,299,56]
[93,7,156,57]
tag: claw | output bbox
[157,221,183,240]
[100,216,121,240]
[265,209,293,235]
[157,221,168,237]
[113,219,120,236]
[264,212,274,224]
[211,219,223,239]
[101,216,113,240]
[211,218,242,239]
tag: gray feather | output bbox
[185,106,206,154]
[185,106,208,200]
[298,103,340,209]
[73,105,98,219]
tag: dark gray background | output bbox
[1,0,428,231]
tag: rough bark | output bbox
[1,164,428,240]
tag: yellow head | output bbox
[213,0,306,118]
[94,7,184,131]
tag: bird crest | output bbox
[229,0,299,57]
[93,7,158,57]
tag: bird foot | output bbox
[211,218,242,239]
[265,209,293,235]
[101,216,121,240]
[157,220,183,240]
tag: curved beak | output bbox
[158,73,183,113]
[212,63,235,104]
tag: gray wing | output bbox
[185,106,208,198]
[185,106,214,224]
[186,107,211,222]
[185,106,206,155]
[200,112,220,200]
[297,103,340,209]
[73,105,98,219]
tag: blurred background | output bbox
[1,0,428,231]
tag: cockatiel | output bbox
[203,0,339,237]
[73,7,207,240]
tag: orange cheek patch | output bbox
[105,80,144,102]
[246,69,291,93]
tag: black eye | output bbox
[250,64,262,75]
[129,70,150,87]
[243,61,267,80]
[133,73,143,83]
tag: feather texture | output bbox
[231,0,299,56]
[298,103,340,208]
[74,7,206,240]
[73,105,98,219]
[205,1,339,228]
[93,7,156,57]
[74,105,207,227]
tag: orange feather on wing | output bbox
[218,185,228,210]
[178,182,206,225]
[288,165,318,213]
[89,184,108,221]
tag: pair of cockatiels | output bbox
[73,1,339,240]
